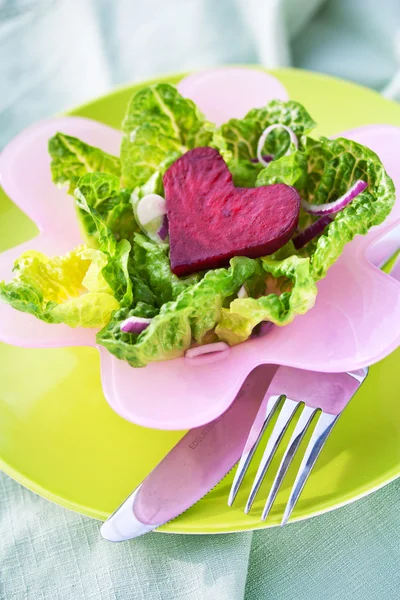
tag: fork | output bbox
[228,366,368,525]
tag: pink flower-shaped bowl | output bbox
[0,68,399,430]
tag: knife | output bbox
[101,364,278,541]
[101,225,400,542]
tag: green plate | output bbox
[1,68,399,534]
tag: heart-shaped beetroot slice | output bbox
[163,147,300,276]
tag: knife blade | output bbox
[101,364,278,541]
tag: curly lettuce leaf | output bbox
[75,185,133,307]
[133,233,200,306]
[97,256,261,367]
[216,100,316,164]
[227,159,264,187]
[216,255,317,345]
[120,83,213,188]
[0,247,119,327]
[97,306,192,367]
[74,172,138,246]
[256,146,308,191]
[127,268,158,311]
[256,135,395,279]
[300,136,395,279]
[48,133,121,194]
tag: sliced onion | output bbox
[301,180,367,216]
[120,316,152,334]
[185,342,229,359]
[135,193,168,242]
[157,214,169,240]
[293,215,332,250]
[257,124,298,167]
[137,193,166,226]
[237,285,248,299]
[251,154,273,164]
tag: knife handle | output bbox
[101,364,278,541]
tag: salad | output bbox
[0,84,395,368]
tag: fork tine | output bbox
[228,393,282,507]
[245,398,299,514]
[280,411,339,526]
[261,405,317,520]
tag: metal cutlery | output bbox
[101,364,278,541]
[228,366,368,525]
[101,231,398,541]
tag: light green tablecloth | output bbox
[1,473,400,599]
[1,1,400,598]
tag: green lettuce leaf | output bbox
[130,172,163,210]
[133,233,200,306]
[300,136,396,279]
[256,135,395,280]
[74,172,138,246]
[127,267,158,311]
[216,100,316,164]
[227,159,264,187]
[97,256,261,367]
[216,255,317,345]
[0,246,120,327]
[256,146,308,190]
[120,83,213,189]
[211,100,316,188]
[48,133,121,194]
[75,184,133,307]
[97,306,192,367]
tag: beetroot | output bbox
[163,147,300,277]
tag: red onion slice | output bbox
[251,154,273,164]
[293,215,332,250]
[257,124,298,167]
[185,342,229,359]
[120,316,152,334]
[301,180,367,216]
[157,214,169,240]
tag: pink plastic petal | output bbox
[177,67,289,125]
[0,72,399,431]
[0,116,122,348]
